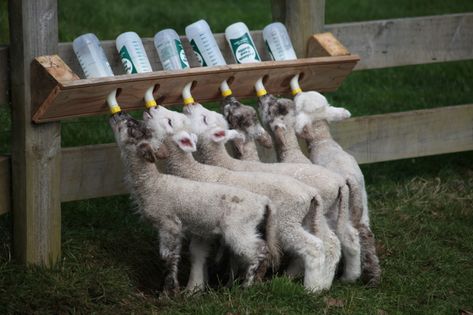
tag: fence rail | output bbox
[0,12,472,216]
[1,13,472,106]
[1,103,472,215]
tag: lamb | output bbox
[143,105,333,292]
[293,90,381,286]
[218,97,361,283]
[178,102,354,282]
[109,112,276,293]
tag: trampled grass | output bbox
[0,0,472,314]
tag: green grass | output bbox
[0,0,472,314]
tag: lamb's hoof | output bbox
[163,278,180,296]
[184,285,205,296]
[361,273,381,288]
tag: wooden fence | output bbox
[0,0,472,264]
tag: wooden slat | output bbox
[60,143,127,202]
[0,46,8,105]
[271,0,326,57]
[327,13,473,70]
[331,104,473,163]
[0,156,10,215]
[0,104,471,211]
[31,54,359,123]
[9,0,62,265]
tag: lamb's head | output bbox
[143,106,197,153]
[109,112,169,163]
[257,94,297,142]
[183,102,244,147]
[294,91,351,138]
[221,96,273,149]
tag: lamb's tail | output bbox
[308,194,325,235]
[346,176,364,225]
[337,183,351,232]
[259,204,281,269]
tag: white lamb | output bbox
[144,105,333,292]
[109,112,277,294]
[219,97,361,283]
[293,91,381,286]
[179,102,356,283]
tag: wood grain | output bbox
[271,0,326,57]
[31,54,359,123]
[9,0,61,265]
[0,156,10,216]
[0,46,8,106]
[307,32,350,57]
[1,103,470,212]
[327,13,473,70]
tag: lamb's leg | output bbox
[336,185,361,282]
[224,228,268,288]
[359,224,381,287]
[285,257,303,278]
[159,228,182,295]
[186,237,210,292]
[280,223,326,293]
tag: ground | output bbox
[0,0,472,314]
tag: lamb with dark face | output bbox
[221,96,273,161]
[110,111,275,294]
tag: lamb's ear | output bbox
[137,142,157,163]
[326,106,351,122]
[256,132,273,148]
[272,125,287,146]
[143,110,152,121]
[297,124,313,140]
[225,129,245,142]
[232,137,245,157]
[173,131,197,152]
[154,142,170,160]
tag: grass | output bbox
[0,0,472,314]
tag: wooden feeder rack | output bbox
[31,32,359,123]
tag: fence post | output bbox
[271,0,326,57]
[8,0,61,265]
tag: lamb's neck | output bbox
[240,139,260,161]
[120,150,159,204]
[195,141,236,168]
[275,125,309,162]
[164,138,201,176]
[307,120,334,146]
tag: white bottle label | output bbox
[229,33,260,64]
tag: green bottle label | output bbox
[190,39,207,67]
[229,33,261,64]
[265,40,275,61]
[119,46,137,74]
[175,39,190,69]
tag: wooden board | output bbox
[0,103,470,212]
[271,0,326,57]
[0,46,8,106]
[0,156,10,216]
[31,54,359,123]
[332,104,473,164]
[9,0,62,265]
[1,13,473,106]
[327,13,473,70]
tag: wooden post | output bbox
[8,0,61,265]
[271,0,326,57]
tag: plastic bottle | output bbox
[225,22,261,64]
[72,33,114,78]
[154,29,190,71]
[115,32,153,74]
[73,33,121,114]
[262,22,297,61]
[185,20,226,67]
